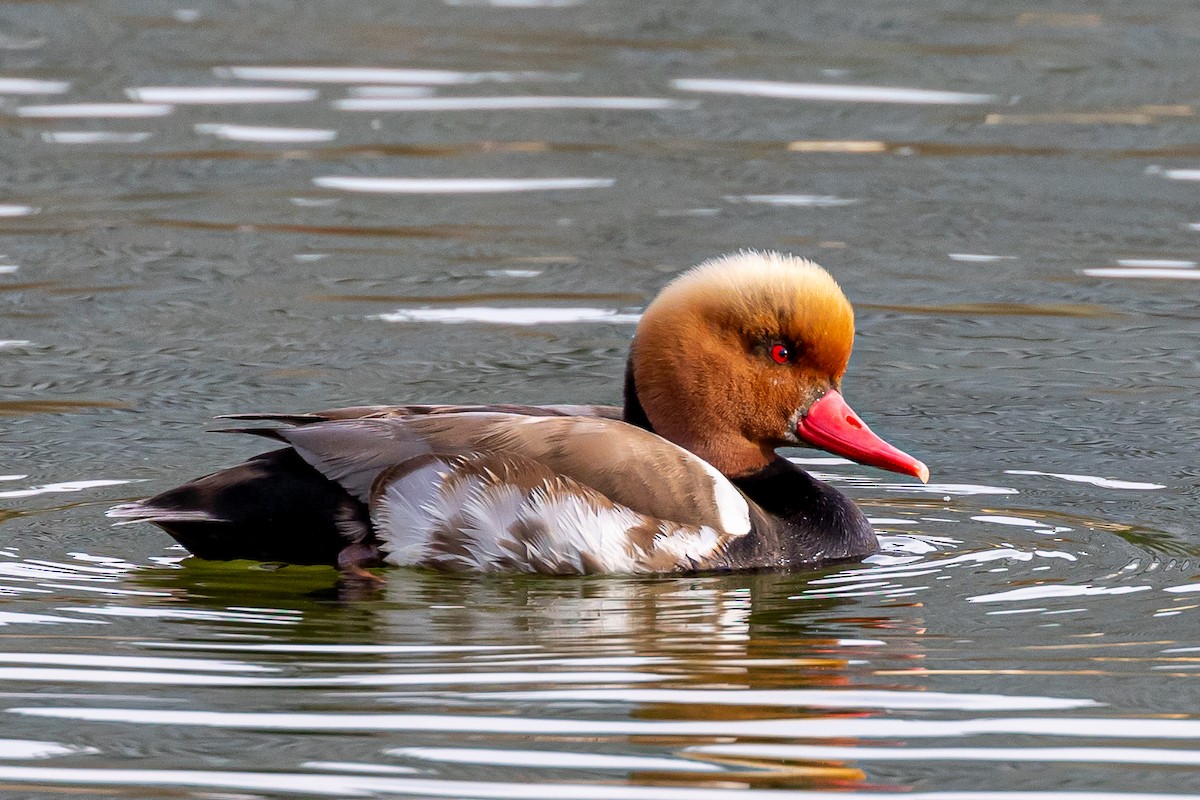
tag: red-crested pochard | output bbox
[110,252,928,575]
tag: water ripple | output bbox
[313,176,615,193]
[388,746,725,772]
[0,667,661,688]
[0,739,95,759]
[0,77,70,94]
[22,707,1189,739]
[217,66,576,85]
[194,123,338,143]
[692,743,1200,768]
[462,687,1098,711]
[374,307,640,325]
[0,765,1188,800]
[126,86,318,104]
[15,103,172,118]
[671,78,995,104]
[335,96,695,111]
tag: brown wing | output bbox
[219,403,623,426]
[261,413,750,537]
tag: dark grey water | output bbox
[2,1,1200,797]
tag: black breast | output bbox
[719,457,880,570]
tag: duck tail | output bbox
[107,448,368,565]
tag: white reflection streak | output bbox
[948,253,1018,263]
[32,584,168,597]
[692,743,1200,767]
[1116,259,1195,268]
[345,86,437,98]
[0,653,276,673]
[1079,268,1200,280]
[0,563,131,582]
[0,611,104,626]
[315,176,614,193]
[672,78,994,105]
[126,87,317,104]
[925,549,1035,567]
[217,66,575,84]
[335,96,694,111]
[375,307,640,325]
[1005,470,1165,490]
[485,269,543,278]
[134,641,533,654]
[16,103,173,118]
[806,568,941,586]
[724,194,858,207]
[971,515,1050,527]
[464,688,1097,711]
[969,584,1152,603]
[835,479,1018,496]
[457,656,668,669]
[0,479,131,499]
[0,667,661,687]
[0,78,70,94]
[844,547,1042,577]
[42,132,153,144]
[0,739,95,759]
[194,123,337,143]
[60,606,297,624]
[387,746,724,772]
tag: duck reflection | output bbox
[127,563,927,790]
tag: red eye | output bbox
[770,344,790,364]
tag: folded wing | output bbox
[258,412,752,539]
[371,450,734,574]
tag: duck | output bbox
[109,252,928,576]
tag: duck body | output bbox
[111,253,926,575]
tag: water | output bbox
[2,0,1200,797]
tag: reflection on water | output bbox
[125,86,320,104]
[16,103,174,118]
[3,0,1200,797]
[313,176,617,193]
[335,96,696,111]
[670,78,996,105]
[215,66,578,85]
[0,557,1197,797]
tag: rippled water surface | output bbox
[3,1,1200,798]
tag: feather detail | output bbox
[266,413,751,538]
[369,452,734,575]
[217,403,622,426]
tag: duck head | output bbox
[628,251,929,482]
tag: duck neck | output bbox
[622,352,774,477]
[622,355,654,433]
[725,457,880,565]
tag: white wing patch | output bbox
[368,453,735,575]
[694,458,751,536]
[367,457,444,564]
